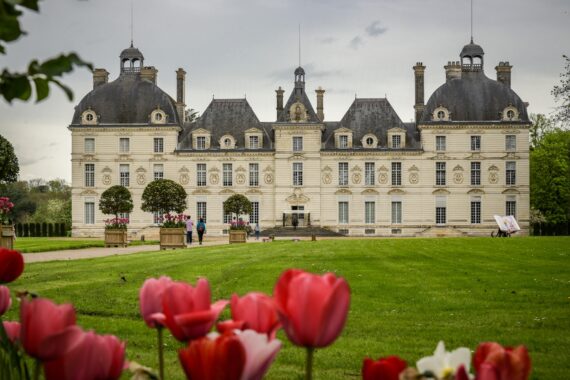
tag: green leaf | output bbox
[0,14,24,43]
[0,73,32,102]
[39,53,93,78]
[33,77,49,102]
[50,78,73,101]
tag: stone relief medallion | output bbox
[322,173,332,184]
[209,173,219,185]
[102,174,112,186]
[409,172,419,184]
[264,173,274,184]
[352,173,362,185]
[236,174,246,185]
[136,173,146,185]
[379,173,388,184]
[489,172,498,184]
[180,173,190,185]
[453,172,464,184]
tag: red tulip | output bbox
[217,320,247,334]
[162,279,228,342]
[362,356,407,380]
[44,330,125,380]
[273,269,350,347]
[230,292,281,339]
[139,276,173,328]
[474,342,531,380]
[0,285,11,315]
[20,298,83,361]
[2,321,20,343]
[0,247,24,283]
[179,332,245,380]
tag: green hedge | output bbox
[16,222,67,237]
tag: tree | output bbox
[0,134,19,184]
[184,108,200,123]
[529,113,554,149]
[0,0,92,103]
[552,55,570,127]
[223,194,253,220]
[99,186,133,220]
[141,179,187,216]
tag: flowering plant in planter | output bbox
[229,218,252,233]
[161,213,187,228]
[0,197,14,225]
[103,217,129,230]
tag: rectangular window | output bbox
[223,208,232,224]
[153,212,161,224]
[249,136,259,149]
[118,212,130,222]
[436,162,446,186]
[339,162,348,186]
[506,161,516,185]
[339,135,348,148]
[365,201,375,224]
[471,162,481,185]
[84,201,95,224]
[365,162,375,186]
[392,162,402,186]
[436,136,446,151]
[84,164,95,187]
[251,202,259,224]
[470,135,481,151]
[223,163,233,187]
[338,202,349,224]
[119,137,130,153]
[435,196,447,225]
[391,201,402,224]
[392,135,401,148]
[196,136,206,150]
[471,197,481,224]
[154,137,164,153]
[84,138,95,153]
[197,164,206,187]
[119,164,130,187]
[197,202,207,223]
[506,196,517,218]
[505,135,516,151]
[293,136,303,152]
[249,163,259,186]
[293,163,303,186]
[153,164,164,181]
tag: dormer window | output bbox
[387,127,406,149]
[502,106,519,121]
[220,135,235,149]
[392,135,401,149]
[150,108,167,124]
[81,109,98,125]
[192,129,211,150]
[197,137,206,150]
[334,128,353,149]
[437,111,445,119]
[433,106,450,121]
[244,128,263,149]
[362,134,378,148]
[249,136,259,149]
[339,135,348,149]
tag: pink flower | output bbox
[217,320,247,334]
[236,330,281,380]
[2,321,21,343]
[229,292,280,339]
[273,269,350,348]
[0,285,11,315]
[139,276,173,328]
[162,279,228,342]
[474,342,531,380]
[362,355,407,380]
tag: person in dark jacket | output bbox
[196,218,206,245]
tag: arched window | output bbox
[462,56,472,66]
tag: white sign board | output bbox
[493,215,521,233]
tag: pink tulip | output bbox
[139,276,173,328]
[0,285,11,315]
[217,320,247,334]
[20,298,83,361]
[162,279,228,342]
[273,269,350,348]
[44,330,125,380]
[230,292,281,339]
[2,321,21,343]
[474,342,531,380]
[236,329,281,380]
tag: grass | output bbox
[4,237,570,379]
[14,237,158,253]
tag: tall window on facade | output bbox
[435,136,446,151]
[365,162,375,186]
[196,136,206,150]
[84,138,95,153]
[392,162,402,186]
[223,208,232,224]
[153,212,161,224]
[365,201,375,224]
[392,135,401,149]
[435,196,446,225]
[471,197,481,224]
[153,164,164,180]
[223,164,233,186]
[436,162,446,186]
[197,202,207,222]
[119,164,130,187]
[119,212,130,222]
[249,163,259,186]
[293,163,303,186]
[505,135,516,151]
[197,164,206,187]
[471,162,481,185]
[292,136,303,152]
[119,137,130,153]
[154,138,164,153]
[338,202,349,224]
[470,135,481,151]
[84,164,95,187]
[506,161,516,185]
[506,196,517,218]
[391,201,402,224]
[339,135,348,149]
[250,202,259,224]
[339,162,348,186]
[84,201,95,224]
[249,136,259,149]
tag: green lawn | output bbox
[14,237,158,253]
[5,237,570,379]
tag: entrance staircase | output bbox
[260,226,343,238]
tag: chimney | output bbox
[495,61,512,88]
[176,68,186,123]
[413,62,426,124]
[315,87,325,121]
[92,68,109,89]
[140,66,158,84]
[444,61,461,82]
[276,86,284,121]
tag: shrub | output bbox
[99,186,134,219]
[141,179,187,218]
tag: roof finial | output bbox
[470,0,474,43]
[298,23,301,68]
[130,0,134,47]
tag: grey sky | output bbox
[1,0,569,182]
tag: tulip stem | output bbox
[305,347,314,380]
[33,360,40,380]
[157,327,165,380]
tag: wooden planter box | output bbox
[104,229,128,247]
[229,230,247,244]
[160,227,186,250]
[1,225,15,250]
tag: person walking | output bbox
[254,223,260,240]
[196,218,206,245]
[185,215,194,245]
